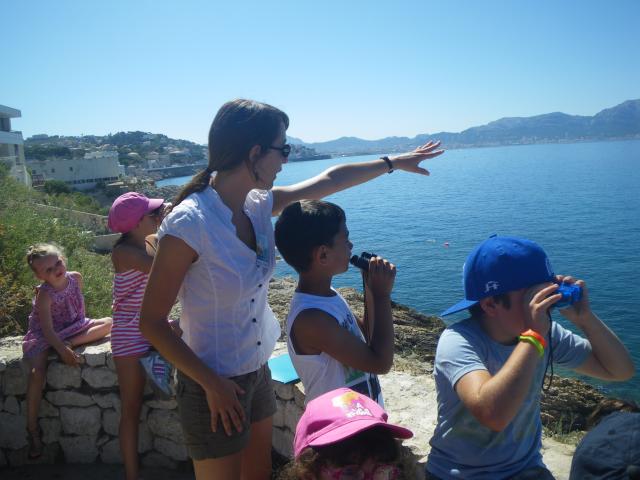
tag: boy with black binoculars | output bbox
[426,235,635,480]
[274,199,396,406]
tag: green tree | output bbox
[24,145,71,160]
[0,161,10,178]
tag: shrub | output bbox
[42,190,108,215]
[0,258,32,337]
[44,179,72,195]
[71,249,113,319]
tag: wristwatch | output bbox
[381,156,394,174]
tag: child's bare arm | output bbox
[145,234,159,256]
[366,256,396,353]
[112,244,155,274]
[35,290,79,366]
[292,308,394,374]
[357,256,396,343]
[357,281,375,342]
[557,275,635,381]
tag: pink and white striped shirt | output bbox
[111,269,151,357]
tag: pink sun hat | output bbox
[293,388,413,458]
[107,192,164,233]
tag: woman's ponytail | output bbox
[173,168,212,207]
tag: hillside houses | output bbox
[14,127,328,191]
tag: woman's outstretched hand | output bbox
[390,141,444,175]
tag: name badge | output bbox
[255,233,269,269]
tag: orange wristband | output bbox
[520,329,546,349]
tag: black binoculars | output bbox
[349,252,377,271]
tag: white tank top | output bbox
[286,289,383,406]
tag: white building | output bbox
[0,104,31,187]
[145,151,171,168]
[28,150,125,190]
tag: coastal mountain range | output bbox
[25,99,639,160]
[288,99,640,155]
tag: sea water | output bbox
[158,140,640,400]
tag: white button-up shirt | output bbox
[158,187,280,377]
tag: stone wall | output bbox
[0,337,304,468]
[33,204,109,234]
[270,343,305,459]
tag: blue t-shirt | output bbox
[427,318,591,480]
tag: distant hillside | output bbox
[25,131,208,166]
[26,131,324,164]
[291,99,640,154]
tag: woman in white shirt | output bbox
[140,99,443,480]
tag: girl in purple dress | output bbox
[22,243,112,458]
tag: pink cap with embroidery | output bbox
[293,388,413,458]
[107,192,164,233]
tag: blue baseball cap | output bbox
[440,235,555,317]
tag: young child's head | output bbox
[280,388,414,480]
[108,192,165,236]
[26,243,66,283]
[441,235,555,321]
[275,200,350,274]
[570,411,640,480]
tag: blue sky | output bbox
[2,0,639,143]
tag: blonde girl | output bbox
[23,243,112,458]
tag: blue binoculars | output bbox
[554,283,582,309]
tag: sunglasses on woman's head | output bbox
[268,143,291,157]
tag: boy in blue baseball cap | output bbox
[426,235,635,480]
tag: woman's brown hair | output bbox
[173,99,289,206]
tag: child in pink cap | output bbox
[279,387,414,480]
[108,192,178,480]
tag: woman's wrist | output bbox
[201,370,223,392]
[380,156,394,174]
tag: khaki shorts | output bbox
[176,363,277,460]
